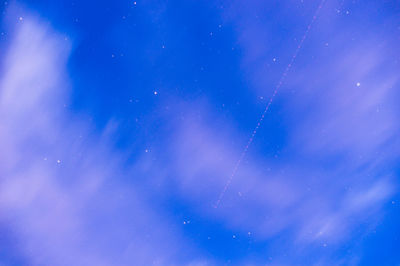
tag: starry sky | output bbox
[0,0,400,265]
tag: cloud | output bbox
[136,1,400,263]
[157,103,394,240]
[1,1,398,265]
[0,8,195,266]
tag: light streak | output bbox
[214,0,327,208]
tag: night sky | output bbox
[1,0,400,265]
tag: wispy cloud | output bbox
[0,8,195,266]
[1,1,398,265]
[137,1,400,263]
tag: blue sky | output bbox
[0,0,399,265]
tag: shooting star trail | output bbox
[214,0,327,208]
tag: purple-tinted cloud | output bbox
[136,1,400,263]
[0,8,199,266]
[1,1,398,265]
